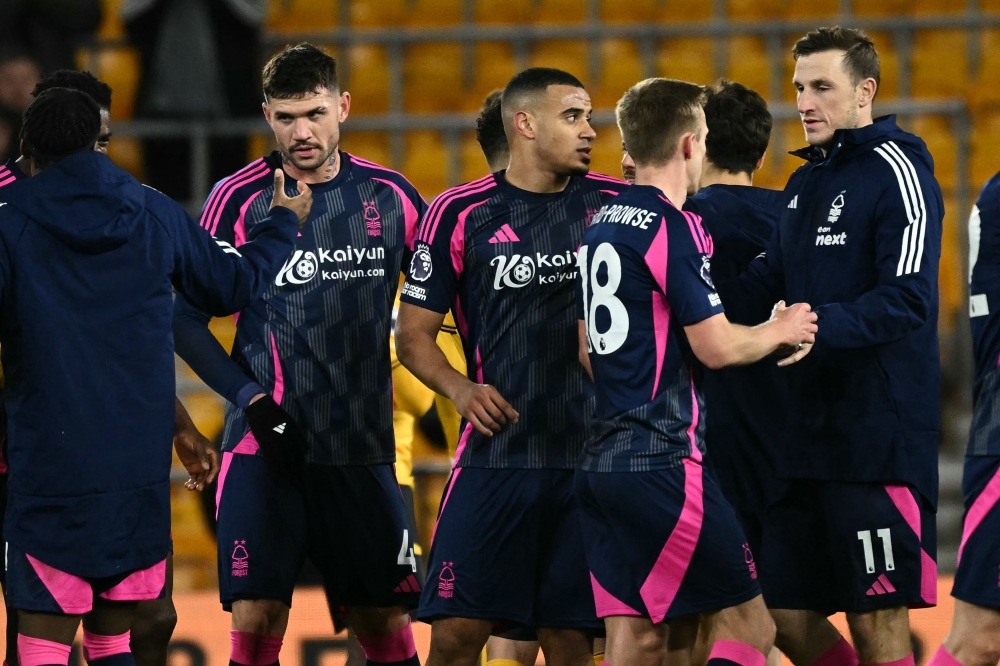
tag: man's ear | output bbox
[755,151,766,172]
[681,133,696,160]
[513,110,536,140]
[858,77,877,109]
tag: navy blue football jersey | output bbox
[968,171,1000,456]
[400,171,627,469]
[578,185,724,472]
[204,151,426,465]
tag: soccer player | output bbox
[171,43,428,666]
[395,67,627,666]
[619,149,635,183]
[683,79,856,666]
[0,69,218,666]
[0,86,306,666]
[718,28,943,666]
[575,77,818,666]
[925,170,1000,666]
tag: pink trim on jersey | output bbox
[421,176,495,244]
[270,332,285,403]
[433,467,463,542]
[201,158,267,230]
[234,190,265,248]
[452,424,473,471]
[638,458,704,623]
[0,174,16,188]
[600,189,620,196]
[474,347,484,383]
[585,172,627,185]
[708,641,766,666]
[453,200,489,277]
[682,210,712,255]
[686,376,703,463]
[646,217,670,294]
[25,553,94,614]
[452,298,469,339]
[216,451,234,519]
[203,160,269,235]
[372,177,421,250]
[958,463,1000,563]
[650,293,670,399]
[590,572,642,618]
[99,559,167,601]
[82,631,130,662]
[884,484,937,605]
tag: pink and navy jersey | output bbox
[968,170,1000,456]
[578,185,724,472]
[204,151,426,465]
[400,171,627,470]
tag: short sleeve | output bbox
[666,210,725,326]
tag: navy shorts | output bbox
[576,459,760,623]
[759,480,937,613]
[5,545,166,615]
[216,453,421,612]
[953,455,1000,608]
[420,467,600,631]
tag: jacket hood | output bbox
[2,151,144,254]
[790,115,936,174]
[688,184,784,247]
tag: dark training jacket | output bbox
[719,116,943,506]
[0,151,297,577]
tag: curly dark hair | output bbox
[21,87,101,168]
[32,70,112,110]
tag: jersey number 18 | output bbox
[579,243,630,355]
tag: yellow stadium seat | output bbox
[600,0,660,23]
[404,131,449,199]
[107,136,144,181]
[99,0,125,38]
[475,0,532,23]
[265,0,338,33]
[725,37,771,101]
[657,38,715,86]
[247,133,276,164]
[408,0,463,26]
[911,0,965,13]
[347,44,390,114]
[94,47,141,120]
[776,118,809,182]
[908,115,957,193]
[971,108,1000,188]
[972,30,1000,105]
[983,0,1000,12]
[461,131,493,184]
[868,32,899,100]
[592,40,644,110]
[727,0,784,20]
[589,124,626,180]
[658,0,713,21]
[852,0,912,15]
[464,42,518,112]
[910,30,968,98]
[350,0,407,27]
[785,0,839,17]
[341,131,392,168]
[534,0,588,24]
[529,40,589,83]
[404,43,464,113]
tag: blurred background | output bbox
[0,0,995,648]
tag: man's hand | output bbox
[173,418,219,492]
[270,169,313,227]
[245,394,309,485]
[450,381,519,437]
[771,301,818,367]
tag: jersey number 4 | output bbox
[857,528,895,573]
[579,243,630,355]
[398,529,417,573]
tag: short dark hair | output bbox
[703,79,771,176]
[501,67,585,121]
[262,43,339,100]
[21,88,101,168]
[476,90,508,172]
[32,70,112,111]
[792,27,880,91]
[616,78,705,167]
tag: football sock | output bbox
[927,647,963,666]
[229,630,283,666]
[17,635,71,666]
[356,622,420,666]
[83,631,134,666]
[862,655,915,666]
[707,641,768,666]
[810,638,860,666]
